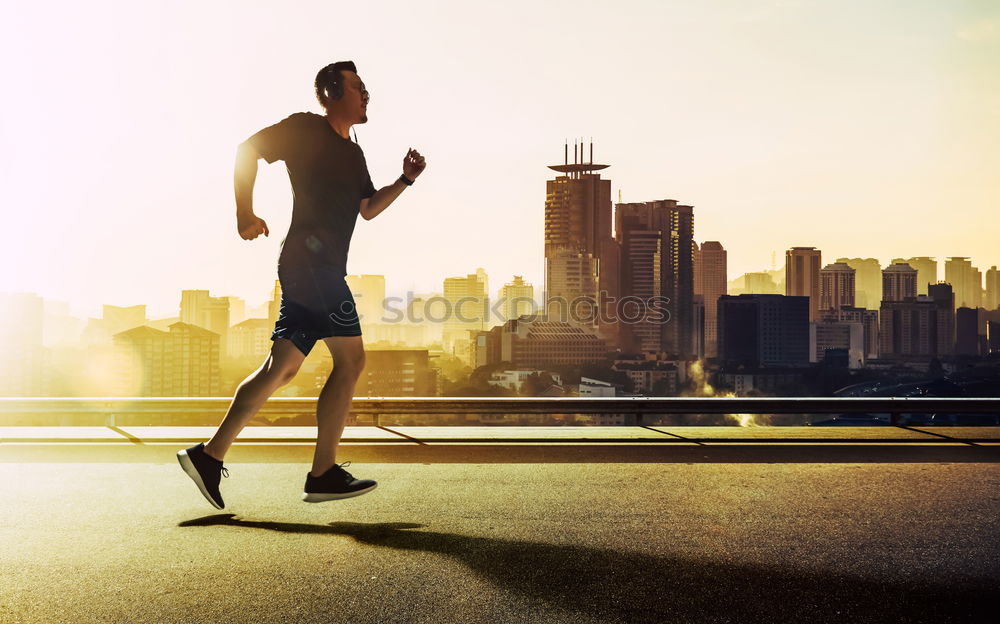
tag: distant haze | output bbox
[2,0,997,317]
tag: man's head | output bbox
[315,61,369,124]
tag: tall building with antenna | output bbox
[544,139,620,346]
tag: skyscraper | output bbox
[616,199,695,357]
[819,262,856,312]
[618,225,663,353]
[878,297,940,361]
[443,272,488,360]
[544,140,620,345]
[696,241,727,358]
[837,258,882,309]
[785,247,822,321]
[882,263,917,302]
[945,257,982,309]
[927,283,955,356]
[986,266,1000,311]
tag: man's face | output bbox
[330,69,369,124]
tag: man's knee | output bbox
[334,350,366,378]
[261,362,299,386]
[259,352,302,385]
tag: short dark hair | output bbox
[315,61,358,107]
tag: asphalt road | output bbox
[2,460,999,623]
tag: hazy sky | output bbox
[2,0,998,318]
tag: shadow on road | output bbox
[180,514,995,623]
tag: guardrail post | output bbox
[890,412,900,426]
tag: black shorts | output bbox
[270,267,362,356]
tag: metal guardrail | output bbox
[1,396,998,426]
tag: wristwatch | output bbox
[399,173,414,186]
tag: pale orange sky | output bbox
[1,0,998,318]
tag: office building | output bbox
[616,199,695,356]
[544,140,620,345]
[477,316,609,368]
[717,294,810,367]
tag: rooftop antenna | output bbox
[547,139,610,177]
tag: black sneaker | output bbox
[303,461,377,502]
[177,442,229,509]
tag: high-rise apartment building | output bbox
[927,283,955,356]
[945,257,982,309]
[785,247,822,321]
[882,263,917,302]
[986,266,1000,311]
[837,258,882,309]
[113,321,221,396]
[443,272,488,359]
[819,262,856,312]
[696,241,727,358]
[879,297,943,361]
[500,276,536,323]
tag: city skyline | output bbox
[2,1,998,318]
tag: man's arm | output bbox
[360,178,407,221]
[235,141,269,239]
[359,147,427,221]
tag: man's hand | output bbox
[403,147,426,181]
[238,212,269,240]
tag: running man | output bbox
[177,61,426,509]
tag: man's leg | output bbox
[310,335,366,477]
[203,337,307,461]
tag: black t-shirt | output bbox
[246,112,376,274]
